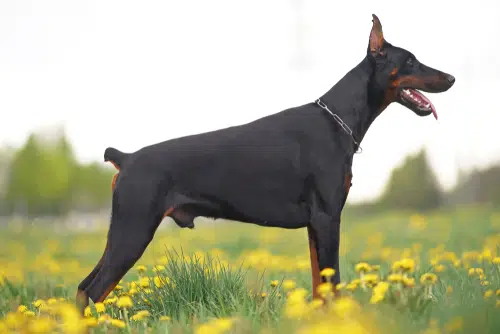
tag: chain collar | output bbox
[315,98,362,154]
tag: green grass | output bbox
[1,205,500,333]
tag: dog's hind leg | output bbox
[76,238,109,311]
[80,179,164,307]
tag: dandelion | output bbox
[261,292,267,298]
[402,277,416,288]
[320,268,335,278]
[361,274,379,287]
[24,310,36,317]
[110,319,126,328]
[370,282,389,304]
[336,282,346,291]
[136,265,147,274]
[484,290,494,299]
[447,286,453,295]
[434,264,446,273]
[213,318,233,331]
[420,273,438,285]
[154,276,165,288]
[98,314,111,323]
[131,310,150,321]
[152,265,166,272]
[493,257,500,265]
[32,299,46,309]
[116,296,133,309]
[104,297,117,305]
[317,282,334,297]
[346,279,361,292]
[309,299,324,310]
[47,298,58,305]
[159,315,171,321]
[94,302,105,313]
[139,276,150,288]
[84,306,92,317]
[83,317,98,328]
[355,262,371,274]
[17,305,28,313]
[27,316,56,333]
[270,280,279,287]
[331,296,360,317]
[388,273,404,284]
[282,279,296,291]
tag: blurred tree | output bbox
[446,165,500,206]
[3,132,114,216]
[379,148,442,211]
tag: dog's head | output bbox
[367,14,455,119]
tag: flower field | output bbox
[1,206,500,333]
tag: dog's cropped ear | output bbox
[368,14,384,56]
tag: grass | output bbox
[1,205,500,333]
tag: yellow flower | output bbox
[23,310,36,317]
[496,289,500,297]
[131,310,150,321]
[497,300,500,308]
[484,290,494,299]
[94,302,105,313]
[83,317,98,328]
[104,297,117,305]
[116,296,133,309]
[434,264,446,273]
[152,265,166,272]
[154,276,165,288]
[320,268,335,278]
[32,299,46,309]
[317,282,334,296]
[447,286,453,295]
[402,277,416,288]
[420,273,438,285]
[213,318,233,331]
[139,277,150,288]
[159,315,171,321]
[361,274,379,287]
[370,282,389,304]
[110,319,126,328]
[17,305,28,313]
[331,297,360,317]
[336,282,346,291]
[47,298,58,305]
[261,292,267,298]
[136,265,147,273]
[468,268,484,277]
[114,285,123,291]
[346,279,360,292]
[387,273,404,283]
[282,279,296,291]
[270,280,279,287]
[98,314,111,323]
[355,262,371,274]
[309,299,324,310]
[493,257,500,265]
[27,316,56,333]
[84,306,92,317]
[481,280,490,286]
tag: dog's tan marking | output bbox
[307,226,321,300]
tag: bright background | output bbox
[0,0,499,203]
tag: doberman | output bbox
[76,14,455,311]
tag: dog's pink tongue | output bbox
[412,89,438,120]
[429,101,438,120]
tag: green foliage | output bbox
[378,149,442,212]
[2,131,114,216]
[446,165,500,207]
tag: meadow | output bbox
[1,205,500,333]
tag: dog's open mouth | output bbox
[399,88,438,120]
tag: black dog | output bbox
[76,14,455,309]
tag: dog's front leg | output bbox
[308,209,341,299]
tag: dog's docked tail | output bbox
[104,147,128,170]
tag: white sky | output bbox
[0,0,499,203]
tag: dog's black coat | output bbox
[77,14,455,307]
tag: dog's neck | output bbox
[319,56,380,147]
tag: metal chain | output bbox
[315,98,362,154]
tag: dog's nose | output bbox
[446,74,455,85]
